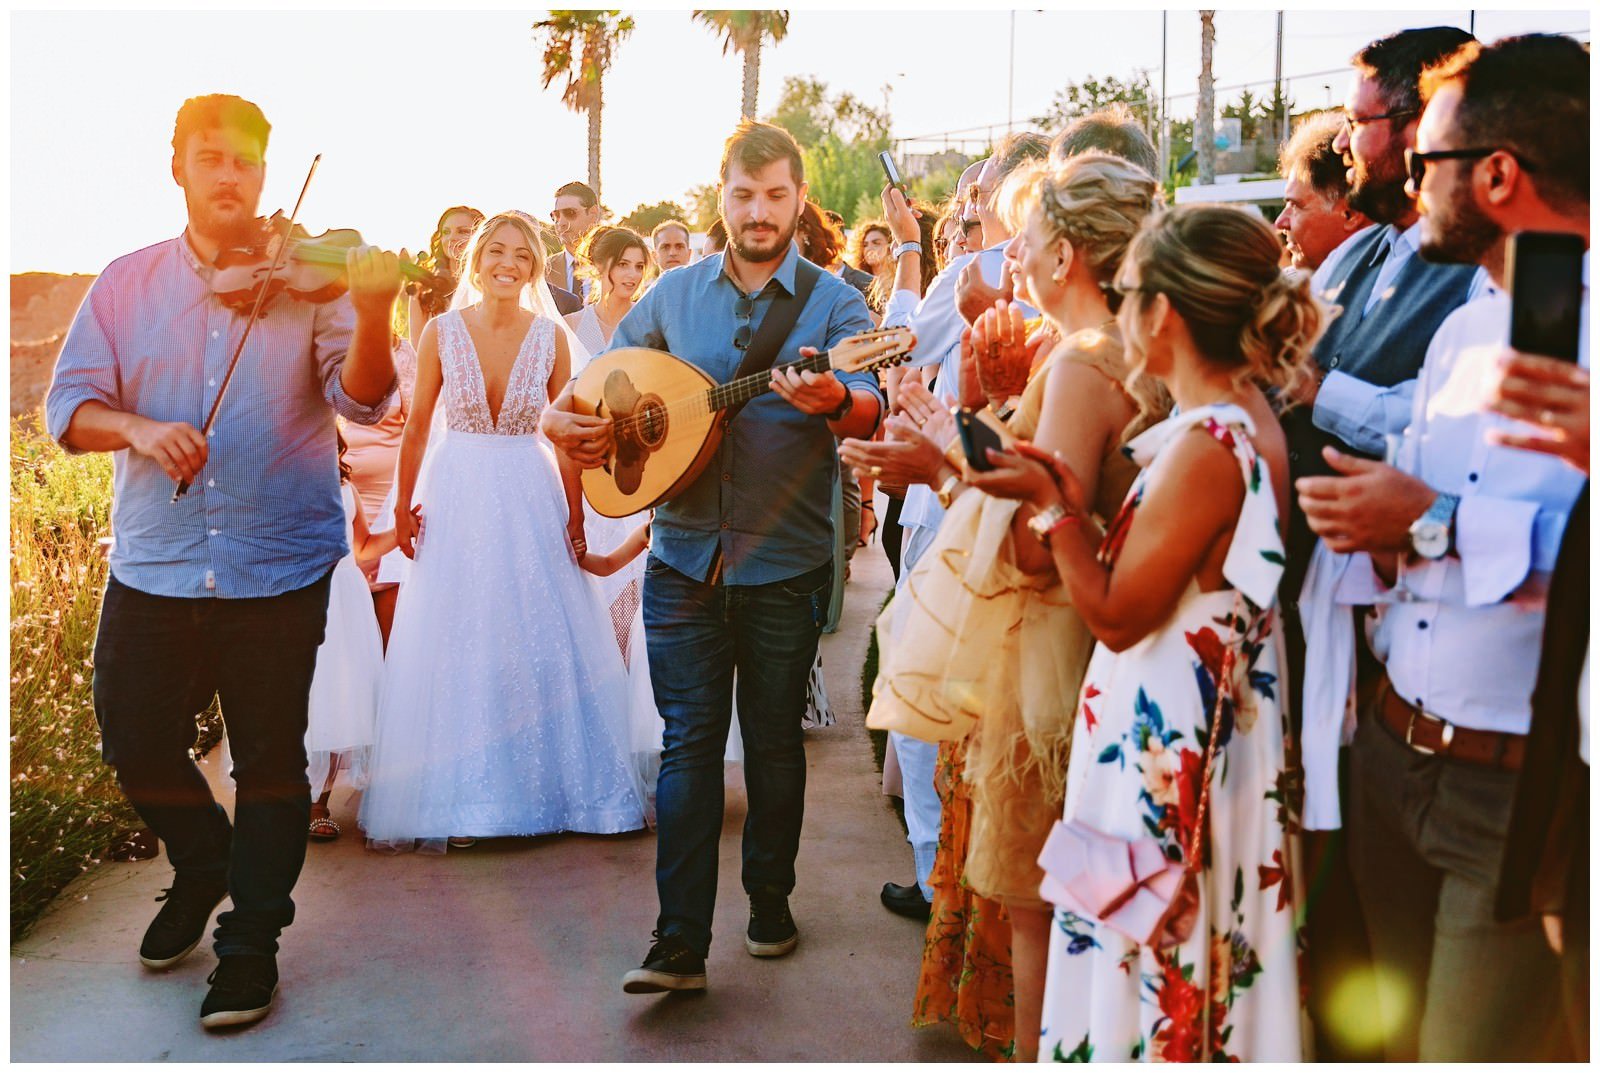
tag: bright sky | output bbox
[10,3,1589,274]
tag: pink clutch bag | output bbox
[1037,819,1188,947]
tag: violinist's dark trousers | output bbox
[92,571,331,957]
[643,557,831,957]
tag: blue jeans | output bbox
[643,555,831,956]
[92,571,330,957]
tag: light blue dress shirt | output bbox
[45,234,394,599]
[1365,266,1589,734]
[606,243,879,585]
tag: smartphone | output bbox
[1508,231,1586,363]
[879,151,908,199]
[954,408,1004,472]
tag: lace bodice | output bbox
[435,310,555,436]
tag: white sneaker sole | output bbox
[139,935,203,971]
[744,933,798,958]
[200,986,276,1030]
[621,967,707,994]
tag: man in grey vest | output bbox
[1279,25,1486,1064]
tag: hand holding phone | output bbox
[954,407,1008,472]
[879,151,908,198]
[1508,231,1586,363]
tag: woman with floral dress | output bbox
[971,204,1322,1062]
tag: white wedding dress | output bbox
[358,310,646,852]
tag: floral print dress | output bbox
[1037,405,1305,1063]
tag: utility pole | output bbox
[1275,11,1286,144]
[1007,10,1016,133]
[1198,10,1216,185]
[1161,10,1170,182]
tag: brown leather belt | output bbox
[1376,676,1525,772]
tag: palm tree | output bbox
[1196,10,1216,185]
[533,10,636,199]
[692,10,791,120]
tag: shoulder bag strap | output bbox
[722,258,822,423]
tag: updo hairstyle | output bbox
[999,151,1161,309]
[578,225,655,298]
[1123,204,1324,400]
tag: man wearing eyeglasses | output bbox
[1280,24,1487,1066]
[1296,33,1588,1061]
[548,180,602,300]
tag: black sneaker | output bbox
[138,876,229,970]
[621,931,707,994]
[745,894,798,957]
[200,953,279,1030]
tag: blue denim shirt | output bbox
[45,234,395,599]
[607,244,879,585]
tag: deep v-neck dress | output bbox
[358,310,647,851]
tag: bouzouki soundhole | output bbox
[634,395,668,449]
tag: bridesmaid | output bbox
[563,225,650,354]
[407,205,483,346]
[341,316,419,647]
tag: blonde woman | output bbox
[359,213,646,852]
[972,205,1317,1061]
[863,153,1165,1060]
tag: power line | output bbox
[893,27,1589,148]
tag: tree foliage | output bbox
[691,10,791,118]
[767,76,892,227]
[619,200,690,236]
[683,183,721,231]
[1032,71,1158,133]
[533,10,635,196]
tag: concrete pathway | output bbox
[11,545,975,1062]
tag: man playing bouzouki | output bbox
[543,119,881,994]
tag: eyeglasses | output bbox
[1404,146,1532,190]
[1340,107,1418,130]
[733,292,754,351]
[550,207,586,222]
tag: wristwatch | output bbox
[1027,504,1078,547]
[893,240,923,260]
[1408,492,1459,560]
[824,383,855,422]
[935,471,962,510]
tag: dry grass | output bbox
[9,416,136,938]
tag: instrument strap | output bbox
[721,257,822,424]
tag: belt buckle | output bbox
[1404,709,1454,755]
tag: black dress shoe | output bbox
[880,881,932,920]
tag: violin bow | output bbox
[172,153,322,501]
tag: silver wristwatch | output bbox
[1408,492,1459,560]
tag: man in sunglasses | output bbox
[1297,33,1588,1060]
[547,179,602,300]
[1279,23,1487,1065]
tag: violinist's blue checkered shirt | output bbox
[46,233,394,599]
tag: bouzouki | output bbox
[571,327,916,517]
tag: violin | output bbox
[211,212,456,316]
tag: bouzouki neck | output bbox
[704,349,835,412]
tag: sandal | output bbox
[858,504,879,548]
[307,816,341,842]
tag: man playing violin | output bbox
[45,93,402,1031]
[543,119,881,996]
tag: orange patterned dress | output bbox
[912,738,1016,1060]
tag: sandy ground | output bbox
[9,545,975,1062]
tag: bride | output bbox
[358,211,647,852]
